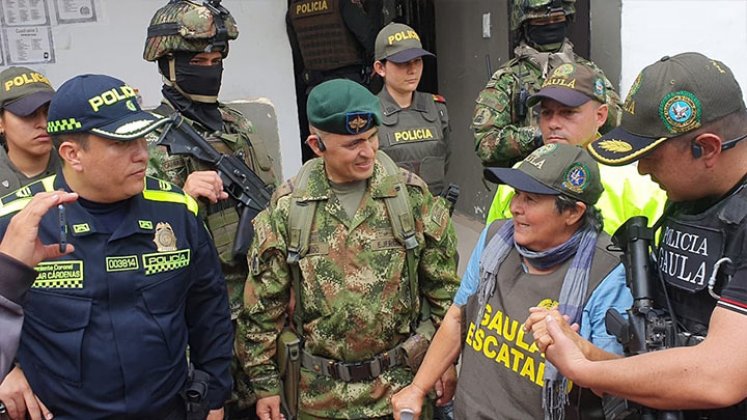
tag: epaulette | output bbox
[432,94,446,104]
[400,167,429,193]
[270,178,294,208]
[0,176,55,218]
[142,176,199,216]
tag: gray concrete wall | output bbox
[3,0,299,179]
[590,0,622,91]
[434,0,510,220]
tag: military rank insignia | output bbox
[345,112,373,134]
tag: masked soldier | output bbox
[472,0,622,168]
[144,1,279,418]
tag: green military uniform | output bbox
[237,157,459,418]
[472,40,622,167]
[237,79,459,419]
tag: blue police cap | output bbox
[47,74,163,140]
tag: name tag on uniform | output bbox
[33,260,84,289]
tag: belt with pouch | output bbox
[301,344,405,382]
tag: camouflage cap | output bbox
[307,79,381,135]
[485,143,603,205]
[143,0,239,62]
[510,0,575,31]
[527,62,606,107]
[589,52,745,166]
[0,66,55,117]
[375,23,434,63]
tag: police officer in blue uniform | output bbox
[0,74,233,420]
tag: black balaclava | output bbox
[159,52,224,132]
[524,20,568,52]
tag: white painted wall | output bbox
[620,0,747,99]
[3,0,301,179]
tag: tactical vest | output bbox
[455,220,618,419]
[284,151,420,332]
[152,102,276,269]
[289,0,364,72]
[378,90,449,195]
[654,183,747,337]
[507,41,575,124]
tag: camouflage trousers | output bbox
[296,403,433,420]
[227,319,258,420]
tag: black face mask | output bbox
[525,21,567,51]
[170,53,224,97]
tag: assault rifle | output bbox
[604,216,681,420]
[153,113,272,259]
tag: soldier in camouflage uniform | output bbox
[472,0,622,168]
[237,79,459,420]
[143,1,279,418]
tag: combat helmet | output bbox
[143,0,238,62]
[510,0,576,31]
[145,0,238,103]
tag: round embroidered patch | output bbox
[552,63,575,78]
[660,91,701,134]
[562,163,589,194]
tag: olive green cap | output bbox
[590,52,745,165]
[485,143,603,205]
[527,62,606,107]
[0,66,55,116]
[374,23,434,63]
[307,79,381,135]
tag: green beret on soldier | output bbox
[238,78,460,420]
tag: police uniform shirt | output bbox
[0,174,233,418]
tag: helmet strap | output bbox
[163,55,219,104]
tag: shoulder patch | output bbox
[0,176,55,218]
[432,94,446,104]
[400,168,429,193]
[270,178,294,208]
[142,176,198,216]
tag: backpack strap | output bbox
[286,159,320,336]
[376,152,420,328]
[286,153,420,333]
